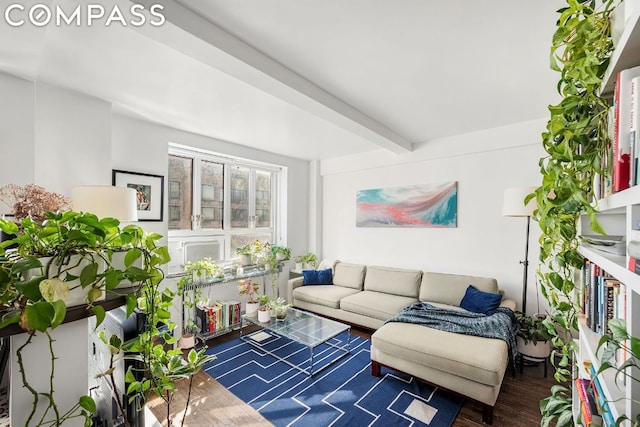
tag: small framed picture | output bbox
[112,169,164,221]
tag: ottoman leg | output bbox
[371,360,381,376]
[482,404,494,425]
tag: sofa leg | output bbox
[482,405,494,425]
[371,360,381,376]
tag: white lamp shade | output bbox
[503,187,537,217]
[72,185,138,221]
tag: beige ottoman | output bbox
[370,321,511,424]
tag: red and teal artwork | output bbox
[356,182,457,227]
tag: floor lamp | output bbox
[503,187,537,315]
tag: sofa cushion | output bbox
[340,290,417,321]
[420,272,498,306]
[460,285,502,315]
[371,321,508,386]
[302,268,333,285]
[364,266,422,298]
[333,262,366,290]
[293,285,360,309]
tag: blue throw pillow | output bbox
[302,268,333,285]
[459,285,502,315]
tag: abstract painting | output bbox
[356,182,457,227]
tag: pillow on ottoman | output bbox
[303,268,333,285]
[460,285,502,315]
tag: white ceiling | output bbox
[0,0,561,160]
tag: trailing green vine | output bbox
[534,1,619,426]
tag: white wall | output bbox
[0,72,35,186]
[321,119,548,314]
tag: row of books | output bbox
[594,66,640,199]
[575,362,616,426]
[581,261,627,336]
[194,300,242,335]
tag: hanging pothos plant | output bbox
[533,0,619,426]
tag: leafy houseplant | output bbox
[0,209,216,427]
[238,279,260,317]
[268,296,291,321]
[272,245,291,261]
[257,294,271,323]
[295,253,318,270]
[516,311,552,359]
[596,319,640,426]
[534,1,619,425]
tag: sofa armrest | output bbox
[287,277,304,304]
[499,298,517,311]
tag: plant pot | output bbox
[303,263,315,270]
[276,252,285,261]
[30,255,106,307]
[245,302,259,317]
[295,262,303,272]
[258,309,271,323]
[517,336,551,359]
[241,254,252,266]
[178,333,195,349]
[275,306,288,321]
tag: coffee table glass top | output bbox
[242,307,349,348]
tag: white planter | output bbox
[245,302,259,317]
[31,255,106,307]
[178,333,195,349]
[258,309,271,323]
[276,252,285,261]
[241,254,252,266]
[303,263,315,270]
[517,336,551,359]
[295,262,303,272]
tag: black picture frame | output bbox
[112,169,164,221]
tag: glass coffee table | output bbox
[240,307,351,376]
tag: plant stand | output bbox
[516,338,551,378]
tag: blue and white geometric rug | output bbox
[204,332,463,427]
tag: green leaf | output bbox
[125,294,137,317]
[124,248,142,268]
[25,301,56,332]
[50,300,66,329]
[79,395,96,413]
[93,305,106,328]
[79,262,99,287]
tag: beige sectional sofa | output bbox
[286,261,517,424]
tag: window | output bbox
[167,145,283,273]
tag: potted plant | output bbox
[296,253,318,270]
[176,259,216,348]
[272,245,291,261]
[257,294,271,323]
[516,311,552,359]
[268,296,291,321]
[238,279,260,317]
[234,243,253,266]
[0,210,163,425]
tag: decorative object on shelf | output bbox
[295,253,318,270]
[533,1,619,425]
[0,183,70,222]
[355,182,458,228]
[272,245,291,261]
[238,279,260,317]
[234,239,269,266]
[257,295,271,323]
[580,234,626,256]
[268,297,291,321]
[112,169,164,221]
[503,186,537,314]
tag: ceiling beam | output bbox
[136,0,412,154]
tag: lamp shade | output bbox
[71,185,138,221]
[503,187,537,217]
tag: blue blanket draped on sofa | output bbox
[386,302,519,367]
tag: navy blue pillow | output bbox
[302,268,333,285]
[459,285,502,315]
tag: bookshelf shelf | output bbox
[575,5,640,422]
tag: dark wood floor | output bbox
[147,326,557,427]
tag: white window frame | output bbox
[168,143,284,268]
